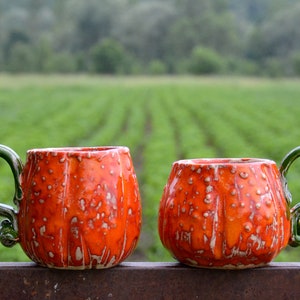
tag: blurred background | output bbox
[1,0,300,76]
[1,0,300,264]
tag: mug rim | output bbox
[27,146,129,154]
[174,158,276,166]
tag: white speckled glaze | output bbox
[0,145,142,269]
[159,151,300,269]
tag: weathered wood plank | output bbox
[0,262,300,299]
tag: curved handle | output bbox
[0,145,23,247]
[279,146,300,247]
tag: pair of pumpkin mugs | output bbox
[0,144,300,270]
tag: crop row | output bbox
[1,77,300,263]
[139,85,300,261]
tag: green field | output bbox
[1,74,300,263]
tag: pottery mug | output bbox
[0,145,142,269]
[158,147,300,269]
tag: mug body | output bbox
[158,158,290,269]
[18,146,141,269]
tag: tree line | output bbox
[1,0,300,76]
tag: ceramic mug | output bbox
[0,145,142,269]
[158,147,300,269]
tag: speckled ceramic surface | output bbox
[158,148,300,269]
[0,145,141,269]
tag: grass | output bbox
[1,74,300,263]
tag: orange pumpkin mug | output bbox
[0,145,142,269]
[158,147,300,269]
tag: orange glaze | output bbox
[18,147,141,269]
[158,159,290,269]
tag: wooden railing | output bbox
[0,262,299,299]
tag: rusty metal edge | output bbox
[0,262,300,299]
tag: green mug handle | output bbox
[0,145,23,247]
[280,146,300,247]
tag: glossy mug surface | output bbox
[0,145,142,269]
[158,148,300,269]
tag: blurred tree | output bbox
[3,30,31,63]
[167,0,243,67]
[7,42,35,72]
[189,46,224,74]
[0,49,3,71]
[247,3,300,66]
[148,60,167,75]
[1,0,300,75]
[35,38,54,72]
[66,0,125,51]
[45,52,77,73]
[0,6,29,32]
[291,52,300,76]
[28,0,43,37]
[113,1,177,63]
[89,38,127,74]
[229,0,300,23]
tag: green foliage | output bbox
[189,46,224,74]
[246,2,300,76]
[89,39,127,74]
[1,0,300,75]
[148,60,167,75]
[1,75,300,263]
[34,38,54,72]
[0,49,3,71]
[45,52,77,73]
[225,57,260,75]
[291,52,300,75]
[6,42,35,73]
[264,58,284,77]
[114,1,177,63]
